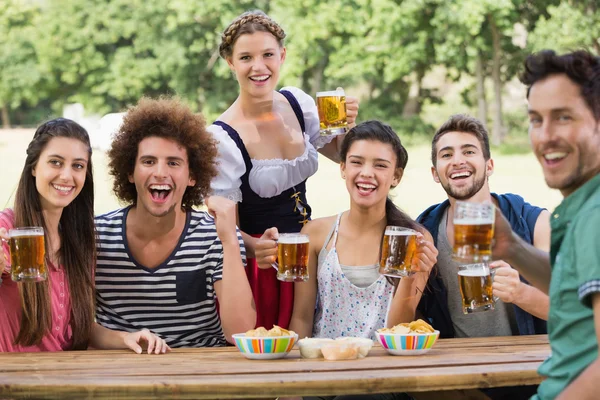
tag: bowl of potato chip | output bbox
[376,319,439,356]
[232,325,298,360]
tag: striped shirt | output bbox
[94,207,246,348]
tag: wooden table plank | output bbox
[0,335,550,399]
[0,362,545,399]
[0,343,550,374]
[0,349,550,377]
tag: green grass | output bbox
[494,134,534,156]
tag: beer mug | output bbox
[453,201,495,263]
[457,263,495,314]
[378,226,418,278]
[271,233,310,282]
[7,227,47,282]
[316,89,348,136]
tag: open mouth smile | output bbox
[148,184,173,203]
[52,183,75,196]
[449,171,472,181]
[356,182,377,196]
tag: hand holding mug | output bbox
[255,227,279,270]
[410,233,438,274]
[0,228,10,276]
[491,208,519,261]
[490,260,522,304]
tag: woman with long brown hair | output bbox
[0,118,168,353]
[286,120,438,340]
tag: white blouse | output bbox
[209,87,335,202]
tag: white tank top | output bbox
[312,213,395,340]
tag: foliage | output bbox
[528,1,600,54]
[1,0,598,144]
[359,99,435,146]
[0,1,45,118]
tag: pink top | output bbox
[0,209,73,352]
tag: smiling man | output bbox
[491,50,600,400]
[94,97,255,348]
[416,114,550,342]
[416,115,551,399]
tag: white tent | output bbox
[91,112,125,151]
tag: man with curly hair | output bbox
[94,97,256,347]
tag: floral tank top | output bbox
[312,213,394,340]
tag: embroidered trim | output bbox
[212,189,242,203]
[312,132,338,150]
[291,190,309,226]
[251,135,314,166]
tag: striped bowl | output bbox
[232,333,299,360]
[376,330,440,356]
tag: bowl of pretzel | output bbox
[376,319,439,356]
[232,325,298,360]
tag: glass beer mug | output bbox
[457,263,495,314]
[378,226,418,278]
[271,233,310,282]
[453,201,495,263]
[7,227,47,282]
[316,89,348,136]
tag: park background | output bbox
[1,0,597,217]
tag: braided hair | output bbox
[219,10,286,59]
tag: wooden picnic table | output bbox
[0,335,550,400]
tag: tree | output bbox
[0,1,44,128]
[34,0,266,118]
[271,0,365,94]
[433,0,558,144]
[528,1,600,54]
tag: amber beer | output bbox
[316,90,348,136]
[458,264,494,314]
[276,233,309,282]
[453,201,495,263]
[9,227,46,282]
[453,221,494,262]
[378,226,418,278]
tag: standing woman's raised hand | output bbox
[338,87,359,128]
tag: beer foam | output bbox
[454,218,494,225]
[278,235,309,244]
[316,90,344,97]
[458,269,490,277]
[385,229,417,236]
[9,228,44,237]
